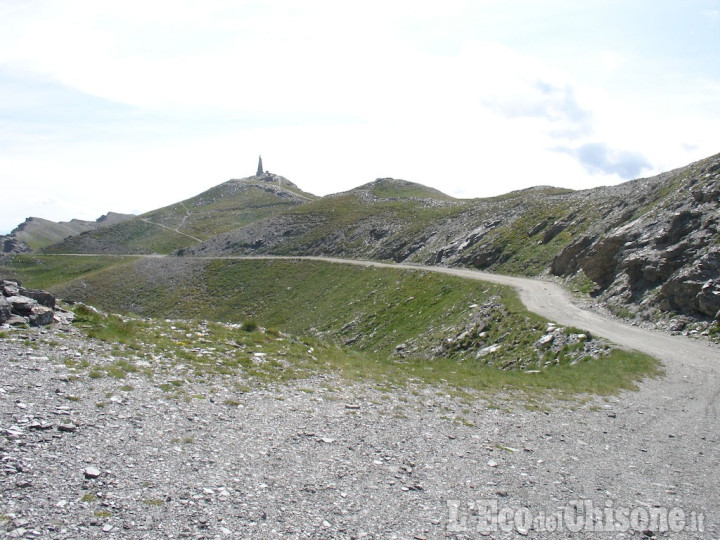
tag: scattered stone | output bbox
[0,308,715,539]
[84,467,102,479]
[535,334,555,349]
[476,344,502,358]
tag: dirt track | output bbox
[4,254,716,538]
[245,255,720,537]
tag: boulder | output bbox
[697,280,720,319]
[465,246,506,269]
[659,279,703,313]
[28,305,55,326]
[1,237,32,254]
[535,334,555,349]
[527,220,548,237]
[0,296,12,324]
[579,235,628,288]
[19,287,55,309]
[1,279,57,327]
[2,279,20,296]
[542,220,568,244]
[654,210,702,246]
[5,295,37,315]
[551,236,595,277]
[658,250,720,316]
[5,314,29,326]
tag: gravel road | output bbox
[2,255,718,539]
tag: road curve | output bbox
[55,252,720,532]
[230,255,720,533]
[216,254,718,375]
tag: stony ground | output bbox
[1,321,717,539]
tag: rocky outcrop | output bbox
[659,250,720,318]
[550,154,720,320]
[1,237,32,254]
[0,279,64,326]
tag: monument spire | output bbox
[256,155,264,176]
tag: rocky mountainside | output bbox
[0,213,133,253]
[550,155,720,322]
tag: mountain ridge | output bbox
[0,212,134,253]
[5,152,720,326]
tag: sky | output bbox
[1,0,719,234]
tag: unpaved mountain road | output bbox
[230,255,720,536]
[31,253,718,537]
[235,255,719,371]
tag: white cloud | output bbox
[1,0,719,233]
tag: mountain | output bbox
[347,177,458,201]
[8,152,720,325]
[179,177,464,259]
[43,173,316,255]
[0,212,133,253]
[178,154,720,324]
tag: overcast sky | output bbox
[1,0,719,233]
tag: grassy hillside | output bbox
[1,254,658,397]
[44,175,316,255]
[5,213,134,251]
[43,219,198,255]
[0,254,137,289]
[349,178,457,201]
[141,175,315,239]
[10,217,96,251]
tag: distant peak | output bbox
[350,178,455,201]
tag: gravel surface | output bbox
[1,315,717,539]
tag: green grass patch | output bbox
[0,254,136,290]
[81,493,98,503]
[568,270,597,295]
[5,256,662,398]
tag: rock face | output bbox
[0,279,59,326]
[550,155,720,320]
[1,237,32,254]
